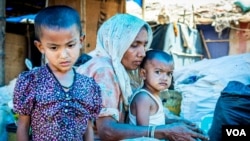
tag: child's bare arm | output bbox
[84,120,94,141]
[17,115,30,141]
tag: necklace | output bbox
[61,84,72,89]
[46,64,75,90]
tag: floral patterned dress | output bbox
[13,65,102,141]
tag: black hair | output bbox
[34,5,82,40]
[140,49,174,68]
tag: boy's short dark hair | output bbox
[34,5,82,40]
[140,49,174,68]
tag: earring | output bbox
[41,53,45,65]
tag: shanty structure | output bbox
[3,0,126,84]
[126,0,250,69]
[2,0,250,84]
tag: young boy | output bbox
[129,49,174,129]
[13,5,102,141]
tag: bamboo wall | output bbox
[4,33,27,84]
[48,0,125,53]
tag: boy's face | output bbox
[140,59,174,94]
[34,25,84,73]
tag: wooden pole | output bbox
[142,0,145,20]
[200,30,211,59]
[0,0,6,86]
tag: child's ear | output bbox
[139,68,146,80]
[80,35,85,44]
[34,40,44,53]
[80,35,85,48]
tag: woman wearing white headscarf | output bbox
[77,14,209,141]
[77,13,151,122]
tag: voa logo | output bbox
[226,129,246,136]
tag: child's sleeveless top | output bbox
[129,89,165,126]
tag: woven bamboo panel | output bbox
[4,33,27,84]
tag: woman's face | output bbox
[121,27,148,70]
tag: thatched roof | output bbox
[128,0,250,32]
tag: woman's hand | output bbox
[157,122,209,141]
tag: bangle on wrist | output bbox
[150,126,156,138]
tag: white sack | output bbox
[174,53,250,126]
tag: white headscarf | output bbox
[89,13,153,107]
